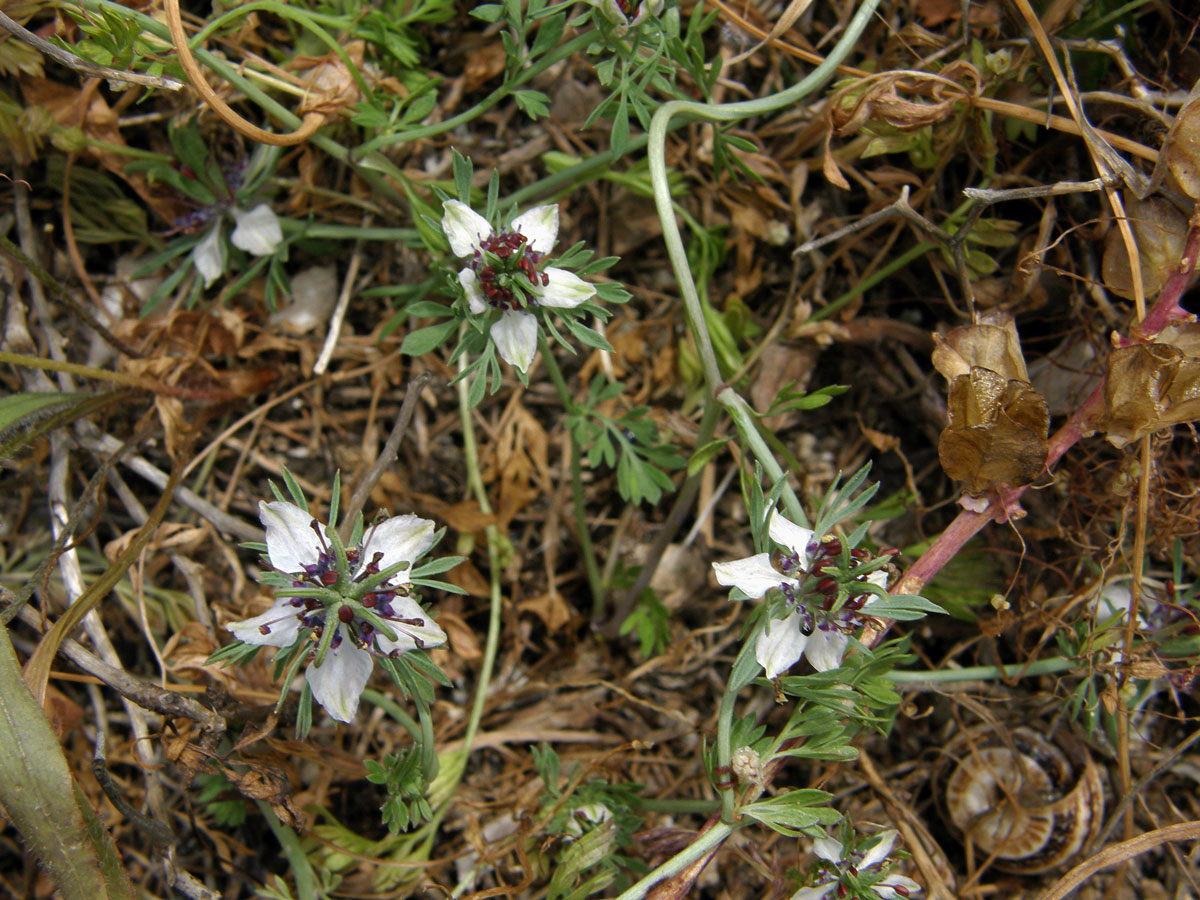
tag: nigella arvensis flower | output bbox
[792,829,922,900]
[441,200,595,372]
[711,511,888,677]
[226,500,447,722]
[191,203,283,287]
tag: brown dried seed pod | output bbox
[940,726,1103,874]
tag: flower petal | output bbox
[192,224,226,287]
[491,309,539,372]
[359,514,436,583]
[306,629,373,723]
[812,836,844,863]
[756,613,808,679]
[460,267,488,315]
[373,596,447,654]
[768,512,815,568]
[227,599,301,647]
[805,628,848,672]
[860,830,898,869]
[260,501,326,574]
[512,204,559,253]
[537,267,595,308]
[789,886,835,900]
[442,200,492,258]
[875,875,923,899]
[712,553,789,599]
[230,204,282,256]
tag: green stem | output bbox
[355,31,597,157]
[361,688,422,739]
[715,685,739,823]
[645,0,882,521]
[419,351,505,834]
[886,654,1081,684]
[416,694,438,779]
[256,800,317,900]
[611,821,736,900]
[717,389,808,528]
[808,241,936,324]
[538,335,605,614]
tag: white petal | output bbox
[260,500,327,574]
[359,514,436,582]
[865,569,889,590]
[712,553,788,599]
[806,629,848,672]
[789,886,835,900]
[460,267,488,315]
[860,830,898,869]
[875,875,923,898]
[373,596,447,654]
[442,200,492,258]
[306,629,373,723]
[230,204,282,256]
[226,599,302,647]
[512,204,559,253]
[537,267,595,308]
[756,614,808,679]
[812,836,844,862]
[768,512,815,568]
[490,309,538,372]
[192,224,226,287]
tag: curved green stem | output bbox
[538,335,605,613]
[645,0,883,522]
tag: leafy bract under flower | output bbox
[226,500,446,723]
[440,199,595,372]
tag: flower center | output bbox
[471,231,549,311]
[259,523,433,656]
[778,537,884,635]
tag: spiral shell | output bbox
[941,726,1103,874]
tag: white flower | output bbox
[792,830,922,900]
[441,199,596,372]
[230,203,283,255]
[190,204,282,288]
[227,500,446,723]
[713,511,891,677]
[192,223,226,287]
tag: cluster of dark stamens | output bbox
[776,537,891,636]
[471,231,548,311]
[256,519,431,658]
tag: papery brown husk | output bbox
[1101,195,1188,301]
[939,367,1050,494]
[932,310,1029,383]
[1103,341,1200,448]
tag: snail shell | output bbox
[941,726,1103,874]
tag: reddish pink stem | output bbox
[884,213,1200,613]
